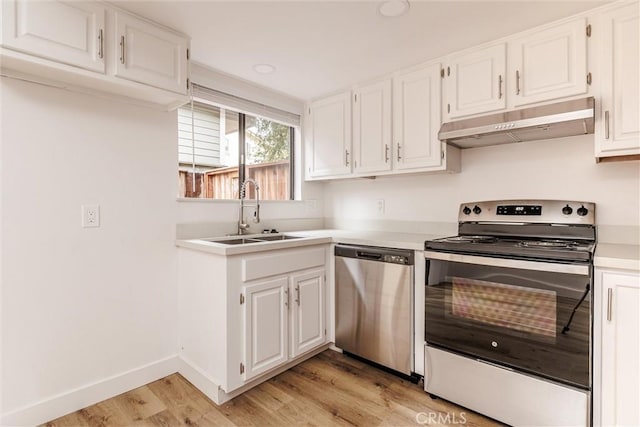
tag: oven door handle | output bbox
[423,251,590,276]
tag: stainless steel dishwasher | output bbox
[335,244,414,376]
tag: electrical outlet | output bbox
[82,204,100,228]
[377,199,385,214]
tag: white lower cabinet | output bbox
[290,269,326,358]
[177,244,329,404]
[594,269,640,427]
[242,277,289,381]
[242,268,325,382]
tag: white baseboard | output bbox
[178,344,331,405]
[0,355,179,427]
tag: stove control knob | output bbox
[577,205,589,216]
[473,205,482,215]
[562,204,573,215]
[463,206,472,215]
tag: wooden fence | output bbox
[178,160,289,200]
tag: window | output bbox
[178,92,297,200]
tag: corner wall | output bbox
[0,78,179,424]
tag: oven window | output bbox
[450,278,557,338]
[425,259,591,389]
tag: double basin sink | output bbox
[205,234,303,245]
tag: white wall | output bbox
[324,135,640,243]
[0,78,178,420]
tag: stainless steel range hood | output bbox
[438,97,595,148]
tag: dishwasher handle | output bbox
[356,251,383,261]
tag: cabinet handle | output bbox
[284,288,289,308]
[607,288,613,321]
[98,29,104,59]
[498,74,503,99]
[604,111,610,140]
[345,149,350,166]
[516,70,521,95]
[295,285,300,306]
[397,144,402,161]
[120,36,125,64]
[385,144,390,163]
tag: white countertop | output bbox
[175,229,448,256]
[594,243,640,271]
[177,229,640,271]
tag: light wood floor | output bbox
[43,350,503,427]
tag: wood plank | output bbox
[43,350,503,427]
[112,386,166,422]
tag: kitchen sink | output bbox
[205,238,262,245]
[204,234,303,245]
[252,234,302,241]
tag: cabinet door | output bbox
[242,277,289,381]
[290,269,325,358]
[307,91,352,178]
[1,0,105,72]
[114,11,188,95]
[393,64,443,171]
[595,4,640,159]
[444,43,506,119]
[599,271,640,427]
[509,19,587,107]
[353,80,392,174]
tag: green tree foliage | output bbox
[246,117,290,163]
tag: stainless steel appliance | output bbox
[439,97,595,148]
[335,244,414,376]
[424,200,596,427]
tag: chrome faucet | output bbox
[238,178,260,235]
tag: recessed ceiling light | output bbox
[253,64,276,74]
[378,0,410,17]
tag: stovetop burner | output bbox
[444,235,497,244]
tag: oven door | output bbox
[424,251,592,390]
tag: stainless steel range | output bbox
[423,200,596,427]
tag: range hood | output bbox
[438,97,595,148]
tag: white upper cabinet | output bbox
[1,0,106,73]
[0,0,190,108]
[114,10,189,95]
[444,43,506,119]
[394,63,446,170]
[442,18,588,119]
[306,62,460,181]
[508,19,588,107]
[594,2,640,160]
[352,79,392,175]
[307,91,352,179]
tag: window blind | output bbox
[191,83,300,128]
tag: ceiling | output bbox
[116,0,608,101]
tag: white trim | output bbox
[0,356,179,427]
[178,345,330,405]
[190,62,303,116]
